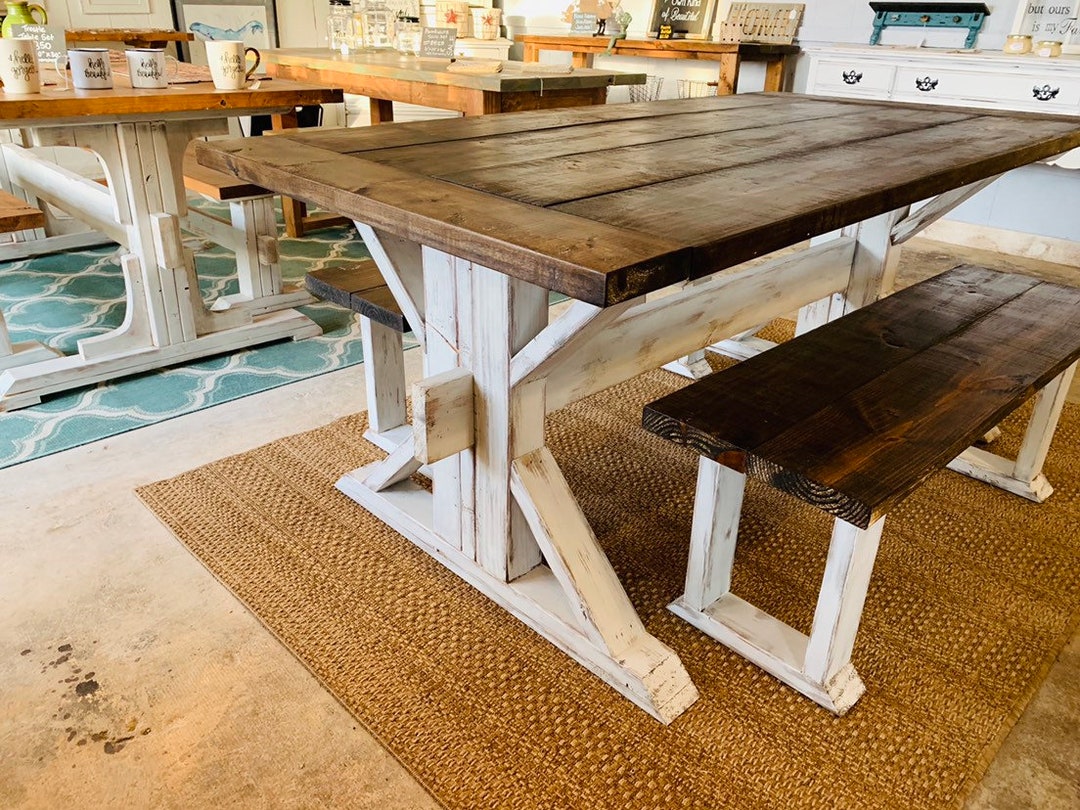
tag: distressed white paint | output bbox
[413,367,474,464]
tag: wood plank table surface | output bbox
[196,93,1080,722]
[262,47,646,237]
[0,77,342,410]
[66,28,195,49]
[517,35,800,94]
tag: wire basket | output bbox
[677,79,718,98]
[628,75,664,103]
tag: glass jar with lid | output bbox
[362,0,396,49]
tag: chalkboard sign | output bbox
[9,24,67,67]
[647,0,718,39]
[420,27,457,59]
[571,12,599,34]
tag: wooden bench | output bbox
[642,265,1080,714]
[307,261,410,450]
[182,144,311,315]
[0,190,64,371]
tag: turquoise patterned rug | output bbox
[0,201,380,469]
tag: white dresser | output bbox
[805,45,1080,116]
[802,45,1080,249]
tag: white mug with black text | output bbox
[125,48,177,89]
[204,40,260,90]
[56,48,113,90]
[0,37,41,94]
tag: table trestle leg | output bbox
[669,457,877,715]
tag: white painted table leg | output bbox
[361,317,407,443]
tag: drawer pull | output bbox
[1033,84,1061,101]
[842,70,863,84]
[914,76,939,92]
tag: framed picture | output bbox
[647,0,719,39]
[174,0,279,64]
[1012,1,1080,53]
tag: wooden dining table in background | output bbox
[195,93,1080,722]
[0,76,342,410]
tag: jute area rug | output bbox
[137,350,1080,809]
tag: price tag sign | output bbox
[572,12,598,34]
[420,27,457,59]
[9,24,68,67]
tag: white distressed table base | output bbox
[337,464,699,723]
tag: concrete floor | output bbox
[1,238,1077,809]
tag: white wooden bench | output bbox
[182,144,312,315]
[643,265,1080,714]
[307,260,410,451]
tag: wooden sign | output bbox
[571,12,599,33]
[648,0,718,40]
[420,27,457,58]
[9,24,68,67]
[716,3,804,44]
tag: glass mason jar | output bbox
[396,16,422,55]
[362,0,396,49]
[327,0,354,53]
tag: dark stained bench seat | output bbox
[642,264,1080,714]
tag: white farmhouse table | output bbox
[196,94,1080,722]
[0,76,341,410]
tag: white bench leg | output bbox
[947,362,1076,502]
[669,457,882,715]
[361,315,408,451]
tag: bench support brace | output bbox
[669,458,881,715]
[947,362,1077,502]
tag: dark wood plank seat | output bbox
[0,189,45,234]
[306,260,408,332]
[644,264,1080,528]
[182,144,272,201]
[640,264,1080,715]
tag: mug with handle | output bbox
[54,48,114,90]
[0,36,40,94]
[125,48,179,89]
[204,40,260,90]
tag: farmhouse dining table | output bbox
[196,93,1080,722]
[517,35,800,95]
[0,76,342,410]
[260,47,646,237]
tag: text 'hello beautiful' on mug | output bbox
[54,48,113,90]
[204,40,260,90]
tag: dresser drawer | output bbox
[892,66,1080,113]
[810,58,896,97]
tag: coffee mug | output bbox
[204,40,260,90]
[55,48,113,90]
[125,48,178,89]
[0,37,40,94]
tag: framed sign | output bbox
[173,0,278,64]
[648,0,718,39]
[648,0,717,38]
[1013,1,1080,52]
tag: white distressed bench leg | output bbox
[948,362,1077,502]
[361,315,408,452]
[669,457,880,715]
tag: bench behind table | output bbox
[182,144,312,315]
[307,261,410,452]
[643,264,1080,713]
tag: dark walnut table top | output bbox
[196,93,1080,306]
